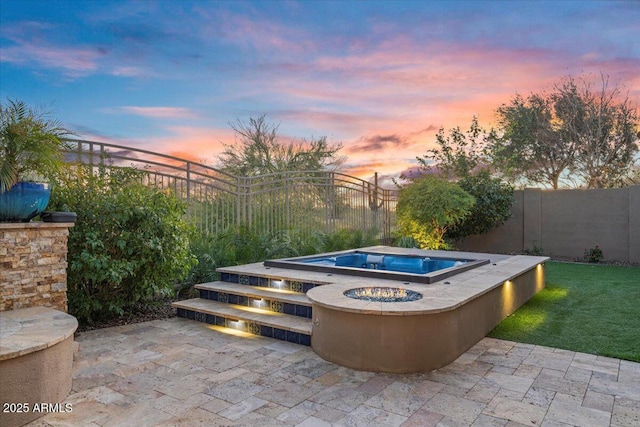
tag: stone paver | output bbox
[23,317,640,426]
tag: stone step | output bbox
[196,281,311,305]
[195,281,313,319]
[217,262,332,293]
[172,298,312,346]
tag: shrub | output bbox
[446,171,514,240]
[396,175,475,249]
[181,227,380,290]
[50,165,196,324]
[524,245,545,256]
[584,245,604,263]
[394,236,420,248]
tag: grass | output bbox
[488,261,640,362]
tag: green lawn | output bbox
[488,261,640,362]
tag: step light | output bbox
[271,279,287,289]
[251,298,266,308]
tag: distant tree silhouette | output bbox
[218,114,343,176]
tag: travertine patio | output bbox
[27,317,640,427]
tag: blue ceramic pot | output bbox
[0,182,51,222]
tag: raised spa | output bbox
[264,250,489,283]
[297,246,548,373]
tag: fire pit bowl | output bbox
[344,287,422,302]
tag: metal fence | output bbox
[63,139,398,241]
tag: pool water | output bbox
[303,252,467,274]
[264,249,489,284]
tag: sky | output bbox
[1,0,639,185]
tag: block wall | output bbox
[457,185,639,263]
[0,222,73,312]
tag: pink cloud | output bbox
[0,22,102,77]
[1,43,101,77]
[118,106,199,119]
[251,34,640,181]
[141,125,235,167]
[110,66,157,78]
[206,10,317,55]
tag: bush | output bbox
[584,245,604,263]
[50,165,196,324]
[396,175,475,249]
[446,171,514,240]
[523,245,545,256]
[181,227,380,290]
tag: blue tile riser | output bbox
[219,273,321,294]
[176,308,311,346]
[198,289,313,319]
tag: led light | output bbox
[272,279,287,289]
[251,298,266,308]
[227,319,243,329]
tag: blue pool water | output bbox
[264,249,489,284]
[301,252,467,274]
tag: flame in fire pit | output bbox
[344,287,422,302]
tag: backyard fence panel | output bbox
[62,139,399,241]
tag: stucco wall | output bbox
[458,186,640,263]
[0,222,73,312]
[0,334,75,427]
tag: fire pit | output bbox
[344,287,422,302]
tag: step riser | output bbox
[176,308,311,346]
[220,272,322,293]
[198,289,313,319]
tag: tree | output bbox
[218,115,344,176]
[491,75,639,189]
[415,116,489,179]
[412,118,514,241]
[396,175,475,249]
[569,75,639,188]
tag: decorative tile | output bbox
[270,301,283,313]
[195,311,206,322]
[218,292,228,303]
[248,322,261,335]
[239,274,250,285]
[290,281,303,292]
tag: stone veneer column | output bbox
[0,222,74,312]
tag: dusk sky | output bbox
[1,0,639,183]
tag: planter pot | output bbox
[0,182,51,222]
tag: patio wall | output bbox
[0,222,73,312]
[457,185,640,264]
